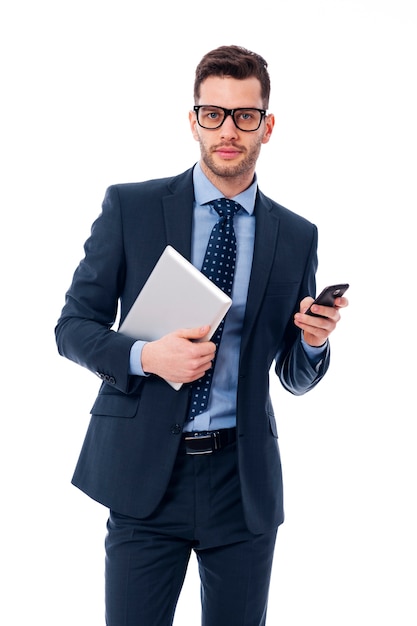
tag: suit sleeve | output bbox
[277,336,330,395]
[55,186,140,395]
[274,223,330,395]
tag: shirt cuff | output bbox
[301,332,328,369]
[129,340,150,377]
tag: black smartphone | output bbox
[305,283,349,317]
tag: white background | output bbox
[1,0,416,624]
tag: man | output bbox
[56,45,348,626]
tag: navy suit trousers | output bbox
[105,442,278,626]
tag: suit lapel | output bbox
[161,169,195,261]
[240,191,280,356]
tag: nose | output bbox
[220,112,239,139]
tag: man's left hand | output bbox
[294,296,349,347]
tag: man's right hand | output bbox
[141,325,216,384]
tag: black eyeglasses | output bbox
[194,105,267,132]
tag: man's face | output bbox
[189,76,274,182]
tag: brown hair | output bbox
[194,45,271,108]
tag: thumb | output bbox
[175,325,211,341]
[300,296,314,313]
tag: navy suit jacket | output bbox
[55,166,330,534]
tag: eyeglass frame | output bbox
[193,105,268,132]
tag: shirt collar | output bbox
[193,161,257,215]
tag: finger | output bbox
[334,296,349,309]
[294,311,335,331]
[307,304,341,321]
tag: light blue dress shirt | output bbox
[129,162,325,432]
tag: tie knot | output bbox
[212,197,241,219]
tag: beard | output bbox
[198,137,263,179]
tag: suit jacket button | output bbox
[171,424,182,435]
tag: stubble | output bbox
[199,138,263,180]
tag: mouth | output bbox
[213,145,243,160]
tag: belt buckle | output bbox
[184,432,214,455]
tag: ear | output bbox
[189,110,200,142]
[261,113,275,144]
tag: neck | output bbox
[199,160,255,199]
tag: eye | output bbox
[200,106,222,119]
[238,111,254,121]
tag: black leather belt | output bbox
[180,428,236,455]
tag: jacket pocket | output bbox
[266,397,278,438]
[268,412,278,438]
[264,280,300,299]
[90,393,139,418]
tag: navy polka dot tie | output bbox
[187,197,241,420]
